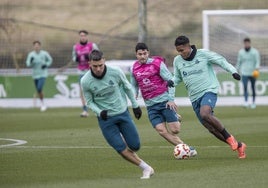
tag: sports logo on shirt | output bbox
[142,78,151,85]
[136,71,151,77]
[109,80,114,85]
[182,69,203,77]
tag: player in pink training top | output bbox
[73,30,99,117]
[130,43,197,157]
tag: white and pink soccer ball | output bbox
[173,143,191,159]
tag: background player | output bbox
[59,30,99,117]
[81,50,154,179]
[172,36,246,159]
[236,37,260,109]
[26,40,52,112]
[73,30,99,117]
[130,43,197,157]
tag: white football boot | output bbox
[140,167,154,179]
[189,146,197,157]
[80,111,89,117]
[40,105,47,112]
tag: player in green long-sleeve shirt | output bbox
[236,37,260,109]
[172,36,247,159]
[26,41,52,111]
[81,50,154,179]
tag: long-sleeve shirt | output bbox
[26,50,53,79]
[173,49,237,102]
[81,65,138,117]
[130,58,175,107]
[236,47,260,76]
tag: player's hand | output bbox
[100,110,108,121]
[30,57,34,64]
[167,80,174,87]
[75,56,80,63]
[85,54,89,61]
[232,73,241,80]
[41,65,47,69]
[166,101,178,112]
[133,107,142,120]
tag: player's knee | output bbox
[200,111,211,122]
[156,125,168,137]
[169,122,181,134]
[115,144,127,153]
[128,141,140,151]
[170,129,179,134]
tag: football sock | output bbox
[237,142,242,148]
[139,160,150,170]
[220,129,231,140]
[41,100,45,106]
[82,105,88,112]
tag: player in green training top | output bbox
[236,37,260,109]
[171,36,247,159]
[81,50,154,179]
[26,41,52,112]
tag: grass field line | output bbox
[1,145,268,149]
[1,138,268,149]
[0,138,27,148]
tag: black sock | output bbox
[237,142,242,148]
[220,129,231,140]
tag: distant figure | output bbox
[59,30,99,117]
[26,41,52,112]
[73,30,99,117]
[236,37,260,109]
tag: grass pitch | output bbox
[0,106,268,188]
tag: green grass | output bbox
[0,106,268,188]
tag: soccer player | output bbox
[236,37,260,109]
[60,30,99,117]
[172,35,246,159]
[81,50,154,179]
[130,43,196,157]
[26,40,52,112]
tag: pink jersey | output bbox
[132,57,168,100]
[74,42,93,71]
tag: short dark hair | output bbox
[89,50,103,61]
[33,40,41,45]
[79,30,89,35]
[135,42,149,52]
[244,37,251,43]
[174,36,190,46]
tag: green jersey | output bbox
[81,65,139,117]
[236,47,260,76]
[26,50,53,79]
[173,47,237,102]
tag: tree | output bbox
[0,1,21,71]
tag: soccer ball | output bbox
[173,143,191,160]
[252,70,260,78]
